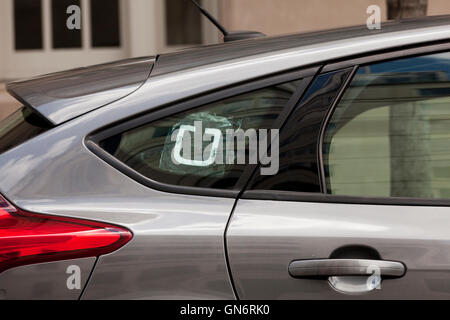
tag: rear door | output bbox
[227,46,450,299]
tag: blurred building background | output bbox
[1,0,450,118]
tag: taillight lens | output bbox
[0,194,132,273]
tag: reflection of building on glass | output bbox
[323,53,450,200]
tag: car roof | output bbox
[6,15,450,127]
[152,15,450,76]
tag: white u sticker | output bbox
[172,124,222,166]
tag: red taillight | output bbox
[0,194,132,273]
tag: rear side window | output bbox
[0,106,52,154]
[99,80,301,190]
[246,69,353,193]
[323,51,450,199]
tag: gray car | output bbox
[1,15,450,300]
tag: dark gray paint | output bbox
[227,200,450,299]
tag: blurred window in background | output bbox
[165,0,202,46]
[13,0,121,51]
[52,0,82,49]
[91,0,121,47]
[14,0,43,50]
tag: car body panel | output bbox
[227,199,450,299]
[0,258,96,300]
[80,194,236,299]
[0,113,235,299]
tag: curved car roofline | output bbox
[152,15,450,76]
[127,20,450,119]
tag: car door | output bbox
[226,46,450,299]
[78,69,316,299]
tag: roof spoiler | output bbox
[6,57,155,125]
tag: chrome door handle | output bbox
[288,259,406,278]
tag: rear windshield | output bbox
[0,106,52,154]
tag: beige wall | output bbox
[220,0,450,36]
[428,0,450,15]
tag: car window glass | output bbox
[0,106,52,155]
[246,69,353,193]
[323,51,450,199]
[99,80,302,190]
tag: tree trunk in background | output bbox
[387,0,428,19]
[387,0,432,198]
